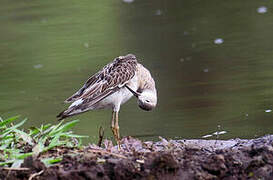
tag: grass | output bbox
[0,115,88,168]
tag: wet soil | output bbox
[1,135,273,180]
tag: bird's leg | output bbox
[111,111,116,139]
[115,111,120,148]
[111,111,121,149]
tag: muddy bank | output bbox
[1,135,273,180]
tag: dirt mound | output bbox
[1,135,273,180]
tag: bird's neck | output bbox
[136,64,156,91]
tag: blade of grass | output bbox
[16,152,33,159]
[41,157,62,167]
[0,160,15,166]
[2,119,26,136]
[48,120,79,137]
[57,120,79,132]
[0,116,87,168]
[61,134,88,138]
[28,127,40,136]
[47,132,62,149]
[47,121,63,137]
[0,115,20,129]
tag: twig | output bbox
[97,126,104,147]
[214,125,221,147]
[28,170,44,180]
[3,167,30,171]
[88,148,127,159]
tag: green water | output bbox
[1,0,273,143]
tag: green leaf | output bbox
[57,120,79,133]
[0,116,87,167]
[2,119,26,136]
[47,121,63,137]
[63,134,88,138]
[29,127,40,136]
[16,152,33,159]
[1,135,14,141]
[48,132,62,149]
[31,124,51,138]
[41,124,51,131]
[0,115,20,129]
[41,157,62,167]
[0,160,14,166]
[46,120,78,137]
[43,142,65,152]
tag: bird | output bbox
[57,54,157,147]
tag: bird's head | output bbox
[125,85,157,111]
[137,90,157,111]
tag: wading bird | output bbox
[57,54,157,147]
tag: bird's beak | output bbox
[125,85,140,98]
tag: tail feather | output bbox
[56,108,76,121]
[57,107,89,121]
[56,110,68,121]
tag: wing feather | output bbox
[64,54,137,107]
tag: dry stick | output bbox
[3,167,30,171]
[87,148,127,159]
[97,126,104,147]
[214,125,221,147]
[28,170,44,180]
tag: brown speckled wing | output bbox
[65,54,138,106]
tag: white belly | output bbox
[93,75,138,111]
[97,88,133,110]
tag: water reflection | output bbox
[214,38,224,45]
[0,0,273,144]
[123,0,134,4]
[155,9,162,16]
[33,64,43,69]
[257,6,267,14]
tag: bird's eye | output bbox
[145,100,150,103]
